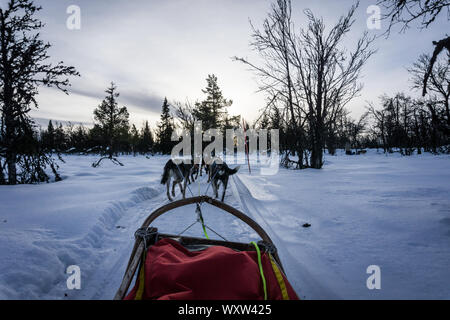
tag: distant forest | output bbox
[37,74,242,159]
[0,0,449,184]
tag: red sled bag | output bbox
[124,239,298,300]
[114,196,299,301]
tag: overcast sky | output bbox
[3,0,446,128]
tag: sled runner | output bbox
[114,196,299,300]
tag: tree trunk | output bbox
[310,57,325,169]
[310,122,324,169]
[310,145,323,169]
[6,153,16,185]
[297,148,304,168]
[428,104,439,153]
[4,102,17,185]
[0,159,6,184]
[445,98,450,126]
[327,130,336,156]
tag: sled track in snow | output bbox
[74,173,340,300]
[76,186,171,300]
[54,184,169,300]
[230,174,340,299]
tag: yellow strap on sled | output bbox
[134,251,147,300]
[269,254,289,300]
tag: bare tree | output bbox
[378,0,449,32]
[345,113,369,154]
[378,0,450,96]
[234,0,374,169]
[367,92,448,155]
[233,0,307,168]
[174,99,197,132]
[290,3,375,168]
[367,102,388,152]
[422,37,450,96]
[409,53,450,124]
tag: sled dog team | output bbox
[160,158,240,202]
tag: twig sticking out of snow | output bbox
[92,157,124,168]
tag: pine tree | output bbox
[54,123,66,152]
[139,121,154,154]
[193,74,233,130]
[92,82,129,167]
[156,98,175,154]
[42,120,55,152]
[270,107,282,133]
[0,0,79,184]
[130,124,139,156]
[259,113,270,130]
[69,124,88,153]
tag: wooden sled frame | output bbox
[114,196,284,300]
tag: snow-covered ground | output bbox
[0,150,449,299]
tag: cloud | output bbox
[15,0,450,126]
[68,86,164,114]
[120,91,164,114]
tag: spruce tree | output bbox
[193,74,233,130]
[69,124,88,153]
[130,124,139,156]
[54,123,66,153]
[259,113,270,130]
[0,0,79,184]
[92,82,129,167]
[42,120,55,152]
[140,121,154,154]
[156,98,175,154]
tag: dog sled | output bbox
[114,196,299,300]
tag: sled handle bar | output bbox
[142,196,274,242]
[114,196,283,300]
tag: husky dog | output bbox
[209,161,240,202]
[206,157,222,183]
[192,158,206,180]
[190,157,213,182]
[160,159,195,201]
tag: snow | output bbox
[0,150,449,299]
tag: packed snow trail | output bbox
[229,174,341,299]
[66,187,169,300]
[67,171,260,300]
